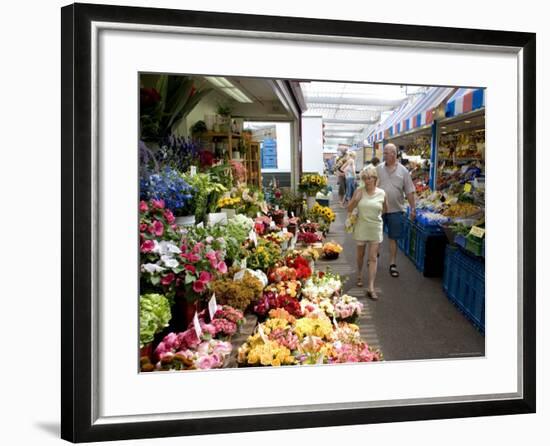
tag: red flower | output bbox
[139,223,148,233]
[199,271,213,283]
[163,209,175,224]
[139,201,149,213]
[161,273,175,286]
[187,253,200,263]
[152,220,164,237]
[192,280,206,293]
[140,239,155,253]
[140,87,161,108]
[184,264,196,274]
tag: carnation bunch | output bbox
[297,231,323,245]
[333,294,363,323]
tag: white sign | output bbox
[208,294,218,320]
[190,166,197,177]
[316,353,325,365]
[193,311,202,339]
[249,230,258,247]
[282,227,288,233]
[290,211,295,218]
[197,222,204,229]
[270,221,276,229]
[258,324,268,343]
[257,212,261,218]
[240,258,247,269]
[332,315,339,329]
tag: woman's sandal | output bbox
[356,278,364,287]
[366,289,379,300]
[389,264,399,278]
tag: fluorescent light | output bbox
[205,76,253,103]
[464,120,471,124]
[205,76,226,88]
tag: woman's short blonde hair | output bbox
[361,166,378,180]
[348,151,356,158]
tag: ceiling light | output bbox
[441,126,447,129]
[205,76,253,103]
[454,128,459,131]
[464,120,471,124]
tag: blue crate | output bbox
[443,246,485,333]
[415,225,447,274]
[407,222,418,262]
[398,216,410,252]
[455,234,467,249]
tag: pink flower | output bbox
[209,258,218,269]
[199,271,213,283]
[179,329,200,350]
[152,199,165,209]
[139,201,149,212]
[192,242,205,254]
[152,220,164,237]
[205,250,217,261]
[196,355,216,370]
[217,261,228,274]
[184,264,196,274]
[163,209,175,224]
[192,280,206,293]
[140,223,148,233]
[140,239,155,253]
[180,243,188,253]
[187,253,200,263]
[161,273,175,286]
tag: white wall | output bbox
[301,116,324,173]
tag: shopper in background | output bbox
[376,143,416,278]
[335,151,348,205]
[342,151,357,204]
[347,167,387,300]
[365,156,380,169]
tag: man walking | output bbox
[376,143,416,277]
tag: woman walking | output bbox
[342,152,357,205]
[347,167,387,300]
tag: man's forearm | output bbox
[406,192,415,210]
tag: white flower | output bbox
[141,263,165,274]
[158,241,180,256]
[149,240,161,254]
[161,255,179,269]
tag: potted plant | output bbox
[298,174,328,209]
[139,293,172,360]
[216,104,232,133]
[322,242,343,260]
[216,196,241,218]
[191,120,208,136]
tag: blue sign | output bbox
[261,138,277,168]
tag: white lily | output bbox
[141,263,166,274]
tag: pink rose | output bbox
[152,220,164,237]
[199,271,213,283]
[209,258,218,269]
[187,253,200,263]
[140,239,155,253]
[196,355,216,370]
[161,273,175,286]
[184,264,196,274]
[163,209,175,224]
[180,243,188,253]
[192,243,205,254]
[179,329,200,350]
[152,199,165,209]
[139,223,148,233]
[217,261,228,274]
[139,201,149,213]
[205,251,217,261]
[192,280,206,293]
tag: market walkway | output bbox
[315,177,485,361]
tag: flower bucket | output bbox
[306,195,316,210]
[207,212,227,226]
[178,299,200,328]
[287,223,297,235]
[140,343,153,361]
[175,215,196,227]
[221,208,236,219]
[323,252,339,260]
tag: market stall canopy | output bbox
[445,88,485,118]
[367,87,456,143]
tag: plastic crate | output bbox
[415,229,448,277]
[455,234,467,249]
[442,246,485,333]
[407,223,418,262]
[398,216,410,252]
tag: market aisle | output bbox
[321,176,484,361]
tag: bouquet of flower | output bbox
[268,266,297,283]
[294,316,334,341]
[298,174,328,196]
[297,231,323,245]
[322,242,343,260]
[140,167,196,217]
[299,221,320,233]
[196,304,245,339]
[309,203,336,224]
[253,289,303,318]
[262,231,293,247]
[328,341,382,364]
[264,280,301,299]
[152,338,233,371]
[140,199,180,243]
[237,335,296,367]
[300,297,335,319]
[268,308,297,324]
[285,254,313,280]
[345,209,358,233]
[217,196,242,210]
[227,214,254,243]
[244,239,282,272]
[333,294,363,323]
[211,271,263,311]
[301,271,343,301]
[294,335,331,365]
[230,159,247,183]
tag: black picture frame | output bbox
[61,2,536,443]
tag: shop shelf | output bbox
[442,246,485,333]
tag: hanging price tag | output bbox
[463,183,472,193]
[258,324,268,343]
[208,294,218,321]
[306,219,311,224]
[193,312,202,340]
[469,226,485,238]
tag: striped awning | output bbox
[445,88,485,117]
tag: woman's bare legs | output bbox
[367,242,380,294]
[356,243,366,286]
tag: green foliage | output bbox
[183,172,227,223]
[139,293,172,347]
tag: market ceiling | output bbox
[299,81,423,150]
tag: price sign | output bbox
[290,211,295,218]
[316,353,325,365]
[469,226,485,238]
[257,212,261,218]
[249,230,257,247]
[208,294,218,321]
[275,205,279,210]
[306,219,311,224]
[270,221,276,229]
[240,258,247,269]
[463,183,472,193]
[332,315,339,329]
[258,324,268,343]
[197,222,204,229]
[282,227,288,233]
[190,166,197,177]
[193,312,202,339]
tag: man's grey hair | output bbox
[383,143,397,154]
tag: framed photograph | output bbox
[61,2,536,443]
